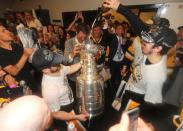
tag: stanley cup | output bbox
[76,42,104,117]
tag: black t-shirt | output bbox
[0,42,37,90]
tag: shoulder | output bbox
[65,38,75,46]
[66,37,75,43]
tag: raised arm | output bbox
[68,62,82,75]
[103,0,149,36]
[52,111,88,121]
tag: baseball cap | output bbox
[153,17,170,28]
[141,26,177,48]
[32,48,69,70]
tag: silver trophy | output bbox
[76,41,104,117]
[16,24,38,63]
[16,24,37,48]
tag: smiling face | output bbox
[115,25,125,37]
[92,26,102,38]
[0,26,14,43]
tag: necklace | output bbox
[91,35,102,44]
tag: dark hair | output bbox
[114,22,125,30]
[93,22,102,29]
[24,11,33,15]
[67,30,76,38]
[76,23,90,35]
[0,17,7,28]
[154,44,170,55]
[122,21,129,28]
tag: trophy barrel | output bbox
[76,75,104,117]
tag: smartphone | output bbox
[127,107,140,131]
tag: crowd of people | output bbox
[0,0,183,130]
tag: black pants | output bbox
[68,79,76,101]
[109,61,123,99]
[109,61,123,86]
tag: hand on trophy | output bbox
[103,0,121,11]
[75,113,89,121]
[71,43,82,58]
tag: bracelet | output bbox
[9,84,17,88]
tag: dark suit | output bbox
[108,34,131,97]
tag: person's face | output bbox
[66,33,71,40]
[92,26,102,38]
[43,34,49,43]
[58,28,64,36]
[48,25,54,33]
[115,25,124,37]
[177,28,183,39]
[77,31,87,43]
[25,12,32,21]
[16,13,23,20]
[51,36,58,44]
[0,26,14,42]
[54,26,59,33]
[141,40,155,55]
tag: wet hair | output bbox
[76,23,90,35]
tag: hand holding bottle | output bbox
[103,0,121,11]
